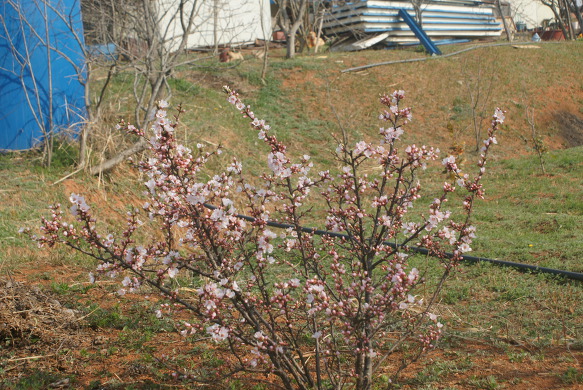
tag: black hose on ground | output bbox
[203,203,583,281]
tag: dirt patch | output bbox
[533,218,561,233]
[182,70,259,97]
[398,340,583,390]
[61,175,145,221]
[1,266,582,389]
[185,70,237,92]
[554,111,583,147]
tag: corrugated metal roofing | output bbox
[324,0,502,49]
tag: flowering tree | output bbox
[27,88,503,389]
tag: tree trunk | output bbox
[541,0,568,40]
[44,0,54,168]
[286,0,307,59]
[213,0,219,55]
[561,0,575,39]
[259,0,270,82]
[78,122,90,168]
[286,33,296,58]
[414,4,423,25]
[555,8,570,40]
[569,0,583,36]
[90,138,148,175]
[496,0,512,41]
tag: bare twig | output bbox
[526,106,547,174]
[52,168,83,186]
[7,354,55,362]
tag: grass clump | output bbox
[561,367,583,385]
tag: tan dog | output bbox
[219,49,244,63]
[307,31,326,50]
[228,51,244,62]
[253,49,266,60]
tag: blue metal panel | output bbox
[362,26,502,32]
[361,12,497,20]
[398,9,442,55]
[0,0,86,151]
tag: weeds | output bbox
[85,304,127,330]
[1,371,69,390]
[467,375,501,389]
[507,351,528,363]
[526,106,547,174]
[561,367,583,384]
[460,53,497,151]
[412,357,474,385]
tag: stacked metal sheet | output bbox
[324,0,502,49]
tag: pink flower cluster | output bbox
[27,88,501,389]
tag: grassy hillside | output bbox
[1,42,582,389]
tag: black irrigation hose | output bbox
[203,203,583,281]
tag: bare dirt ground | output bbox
[2,261,582,389]
[555,112,583,148]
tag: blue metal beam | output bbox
[398,9,442,55]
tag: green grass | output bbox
[411,356,474,385]
[396,145,582,347]
[472,147,583,270]
[1,43,582,388]
[466,375,501,389]
[1,371,71,390]
[561,367,583,385]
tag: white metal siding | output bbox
[157,0,272,51]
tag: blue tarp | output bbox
[0,0,86,151]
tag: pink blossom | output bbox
[493,108,505,124]
[207,324,230,342]
[458,243,472,253]
[267,152,291,178]
[167,266,179,278]
[380,126,404,142]
[69,193,90,217]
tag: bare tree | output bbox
[88,0,273,175]
[539,0,571,39]
[496,0,513,41]
[274,0,309,58]
[2,0,267,172]
[568,0,583,36]
[460,56,496,152]
[87,0,211,175]
[526,106,547,175]
[410,0,430,25]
